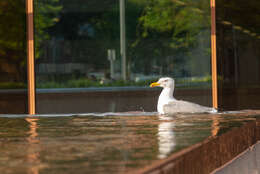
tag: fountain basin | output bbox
[0,110,259,174]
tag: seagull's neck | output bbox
[157,87,175,114]
[159,87,175,101]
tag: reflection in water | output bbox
[211,115,220,137]
[25,118,42,174]
[0,112,257,174]
[157,114,221,159]
[26,118,39,143]
[157,115,176,159]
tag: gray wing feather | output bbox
[163,100,214,114]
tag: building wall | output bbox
[216,0,260,110]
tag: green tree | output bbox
[130,0,211,76]
[34,0,62,59]
[0,1,27,82]
[0,0,62,85]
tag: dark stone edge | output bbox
[210,141,260,173]
[131,115,260,174]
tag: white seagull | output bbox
[150,77,216,114]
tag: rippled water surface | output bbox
[0,111,258,174]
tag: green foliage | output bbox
[0,82,26,89]
[177,75,212,84]
[67,78,100,88]
[36,76,212,89]
[34,0,212,88]
[128,0,211,76]
[0,1,25,56]
[139,0,176,33]
[0,0,62,83]
[0,1,27,82]
[137,0,209,48]
[34,0,62,59]
[37,78,157,88]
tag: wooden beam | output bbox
[26,0,36,115]
[211,0,218,109]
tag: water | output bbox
[0,111,258,174]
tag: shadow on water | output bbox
[0,111,258,174]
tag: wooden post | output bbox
[211,0,218,109]
[26,0,36,115]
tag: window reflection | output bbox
[35,0,212,113]
[216,0,260,110]
[211,115,220,137]
[0,0,27,113]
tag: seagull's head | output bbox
[150,77,175,89]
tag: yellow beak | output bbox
[150,82,160,87]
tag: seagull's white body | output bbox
[157,86,175,114]
[150,77,216,114]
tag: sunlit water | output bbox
[0,111,258,174]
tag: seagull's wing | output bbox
[163,100,214,114]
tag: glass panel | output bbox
[35,0,212,114]
[216,0,260,110]
[0,0,27,114]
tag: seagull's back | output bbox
[163,100,214,114]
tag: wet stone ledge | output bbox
[133,110,260,174]
[0,110,260,174]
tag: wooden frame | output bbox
[211,0,218,109]
[26,0,36,115]
[25,0,218,114]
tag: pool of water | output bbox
[0,111,258,174]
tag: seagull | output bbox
[150,77,217,114]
